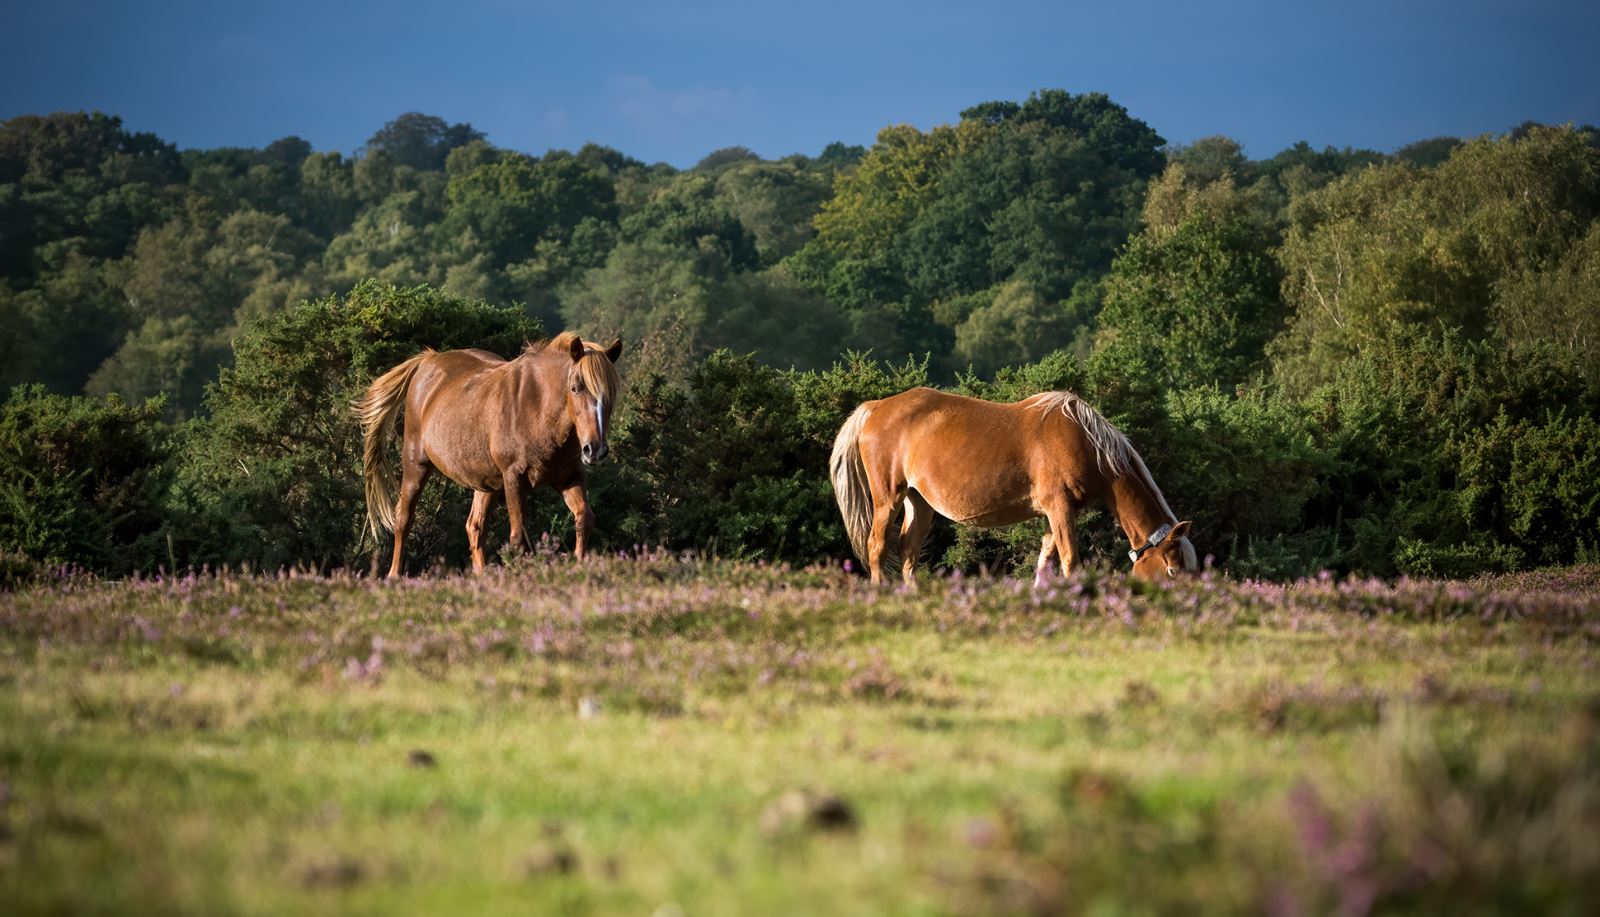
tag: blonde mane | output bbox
[535,331,621,406]
[1029,391,1177,522]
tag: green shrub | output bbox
[603,352,816,559]
[1301,326,1600,577]
[0,385,170,574]
[598,350,928,564]
[1155,383,1330,570]
[1448,410,1600,570]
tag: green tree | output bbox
[805,121,975,294]
[1092,166,1285,391]
[1493,220,1600,378]
[813,141,867,171]
[444,151,617,266]
[601,350,929,562]
[365,113,484,171]
[711,159,831,264]
[296,151,361,239]
[86,316,220,419]
[1272,126,1600,392]
[558,172,767,377]
[694,146,760,172]
[951,281,1077,377]
[323,188,449,288]
[792,90,1165,371]
[444,139,501,179]
[90,203,326,416]
[965,89,1165,175]
[618,174,757,272]
[0,112,182,279]
[560,239,711,381]
[1242,140,1387,229]
[1395,136,1463,168]
[702,267,851,371]
[900,109,1158,304]
[0,247,131,394]
[1338,329,1599,576]
[1169,135,1250,186]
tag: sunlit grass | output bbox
[2,558,1596,914]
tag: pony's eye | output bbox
[570,384,581,394]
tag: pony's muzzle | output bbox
[581,442,608,464]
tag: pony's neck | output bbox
[1105,471,1176,550]
[512,351,574,436]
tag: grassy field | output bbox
[2,556,1597,915]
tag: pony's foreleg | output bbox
[466,490,498,573]
[387,463,432,579]
[898,491,934,588]
[1048,503,1079,578]
[561,482,595,560]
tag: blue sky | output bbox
[3,0,1597,167]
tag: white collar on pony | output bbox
[1128,523,1174,563]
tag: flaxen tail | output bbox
[829,404,898,573]
[354,351,431,542]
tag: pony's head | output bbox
[1129,520,1198,580]
[558,334,623,465]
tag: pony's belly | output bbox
[917,486,1038,529]
[421,429,501,491]
[434,460,501,493]
[908,454,1038,529]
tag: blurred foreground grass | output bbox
[2,557,1597,915]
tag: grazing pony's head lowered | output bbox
[1033,392,1199,580]
[1129,520,1197,580]
[548,332,623,465]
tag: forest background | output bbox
[2,95,1597,581]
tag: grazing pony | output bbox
[830,387,1197,585]
[356,332,623,577]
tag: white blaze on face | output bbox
[594,399,606,442]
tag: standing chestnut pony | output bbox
[831,388,1197,585]
[356,332,623,577]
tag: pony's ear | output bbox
[567,336,585,362]
[1171,520,1193,539]
[604,338,623,363]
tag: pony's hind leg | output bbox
[466,490,499,573]
[859,441,906,585]
[560,481,596,559]
[387,462,433,578]
[866,491,902,586]
[502,469,531,553]
[1034,530,1057,588]
[898,491,935,587]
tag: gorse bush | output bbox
[0,385,170,575]
[1302,327,1600,577]
[595,351,930,563]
